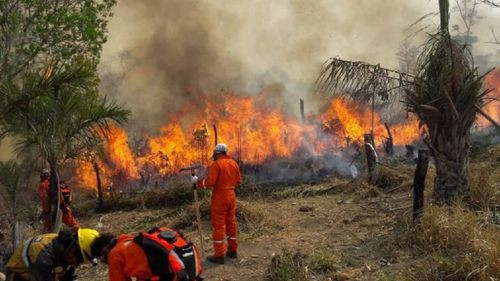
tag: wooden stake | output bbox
[94,162,103,209]
[406,145,415,158]
[213,124,218,146]
[413,149,429,221]
[364,134,378,183]
[384,123,394,156]
[300,99,305,123]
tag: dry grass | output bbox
[469,163,500,209]
[170,198,265,233]
[404,205,500,281]
[266,250,309,281]
[375,165,413,190]
[73,184,203,217]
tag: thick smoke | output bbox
[100,0,499,132]
[99,0,433,131]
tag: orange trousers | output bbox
[211,190,238,257]
[41,207,79,232]
[61,206,80,231]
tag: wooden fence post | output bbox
[300,99,305,123]
[413,149,429,221]
[364,134,378,183]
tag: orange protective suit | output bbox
[199,154,242,257]
[60,183,79,231]
[37,178,51,232]
[107,234,154,281]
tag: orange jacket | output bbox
[203,154,241,190]
[37,179,50,213]
[107,235,154,281]
[60,184,72,206]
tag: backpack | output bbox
[133,227,203,281]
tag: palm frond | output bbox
[315,57,415,103]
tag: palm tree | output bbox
[1,60,129,231]
[315,0,496,204]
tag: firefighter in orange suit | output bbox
[192,143,241,264]
[59,181,80,231]
[37,169,51,233]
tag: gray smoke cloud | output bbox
[98,0,431,131]
[99,0,499,133]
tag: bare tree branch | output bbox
[479,0,500,7]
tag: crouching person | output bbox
[91,227,203,281]
[5,228,101,281]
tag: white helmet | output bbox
[41,169,50,177]
[213,143,228,155]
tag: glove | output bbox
[196,179,204,189]
[190,175,198,184]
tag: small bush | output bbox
[308,249,340,273]
[404,205,500,281]
[355,185,381,199]
[469,163,499,209]
[266,250,308,281]
[375,166,413,190]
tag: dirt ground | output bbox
[76,179,415,281]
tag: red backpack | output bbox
[133,227,203,281]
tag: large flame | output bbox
[75,92,423,190]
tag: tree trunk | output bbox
[439,0,450,32]
[431,128,469,204]
[433,149,469,204]
[94,161,104,209]
[49,162,62,233]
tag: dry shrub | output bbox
[266,250,309,281]
[171,199,265,232]
[375,166,413,190]
[469,164,499,209]
[355,185,381,199]
[408,205,500,281]
[73,184,203,216]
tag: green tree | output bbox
[0,0,116,81]
[2,61,129,231]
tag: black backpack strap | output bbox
[133,233,173,281]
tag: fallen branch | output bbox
[385,184,406,193]
[389,204,412,212]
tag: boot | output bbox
[226,251,238,259]
[207,255,225,264]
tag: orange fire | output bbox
[478,69,500,128]
[320,99,420,147]
[75,92,423,190]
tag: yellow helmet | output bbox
[77,228,100,263]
